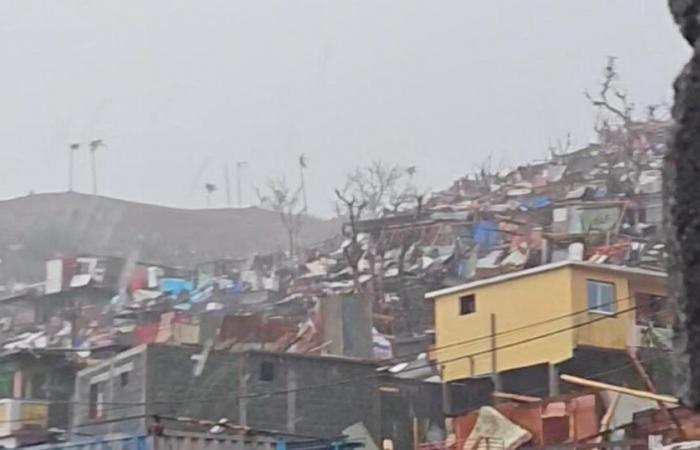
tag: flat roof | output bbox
[425,260,666,300]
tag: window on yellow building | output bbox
[586,280,615,313]
[459,294,476,315]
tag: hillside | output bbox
[0,192,340,284]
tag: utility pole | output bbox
[224,163,232,207]
[236,161,247,207]
[490,313,502,391]
[299,154,308,212]
[88,139,104,195]
[68,143,80,191]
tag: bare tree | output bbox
[258,178,305,257]
[585,56,634,130]
[334,189,367,293]
[339,161,417,218]
[471,154,505,194]
[335,163,424,310]
[548,133,573,158]
[586,57,666,142]
[585,57,650,191]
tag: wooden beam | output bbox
[600,393,621,432]
[625,348,688,441]
[560,374,679,404]
[493,391,542,403]
[592,393,620,446]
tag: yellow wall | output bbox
[434,266,576,382]
[20,402,48,427]
[433,264,666,382]
[571,267,666,349]
[571,266,631,349]
[0,401,47,436]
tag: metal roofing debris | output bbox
[0,121,672,429]
[565,186,589,200]
[466,406,532,450]
[477,250,504,269]
[506,187,533,197]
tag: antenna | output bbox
[224,163,232,207]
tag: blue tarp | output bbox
[523,195,550,209]
[159,278,193,296]
[473,220,501,247]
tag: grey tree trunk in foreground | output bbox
[666,0,700,409]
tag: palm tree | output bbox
[205,183,217,207]
[68,143,80,191]
[89,139,105,194]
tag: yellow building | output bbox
[426,261,667,383]
[0,399,49,448]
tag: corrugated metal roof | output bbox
[425,260,666,300]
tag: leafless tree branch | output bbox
[258,178,305,257]
[585,56,633,126]
[339,161,418,218]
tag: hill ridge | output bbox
[0,191,339,284]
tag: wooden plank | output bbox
[492,391,542,403]
[560,374,679,404]
[592,393,621,447]
[626,348,687,440]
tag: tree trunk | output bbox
[288,229,295,258]
[666,0,700,408]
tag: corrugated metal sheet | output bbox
[156,431,279,450]
[25,434,149,450]
[25,432,280,450]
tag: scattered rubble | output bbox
[0,119,677,449]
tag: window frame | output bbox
[259,361,275,382]
[459,294,476,316]
[89,381,105,419]
[586,279,616,315]
[120,371,129,389]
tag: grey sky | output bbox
[0,1,689,217]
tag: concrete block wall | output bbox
[144,344,241,424]
[73,345,149,436]
[243,352,380,440]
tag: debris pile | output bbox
[0,121,670,372]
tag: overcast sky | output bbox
[0,1,689,217]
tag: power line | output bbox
[384,292,649,365]
[35,355,666,436]
[24,295,651,415]
[429,304,638,371]
[67,302,644,410]
[492,351,670,400]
